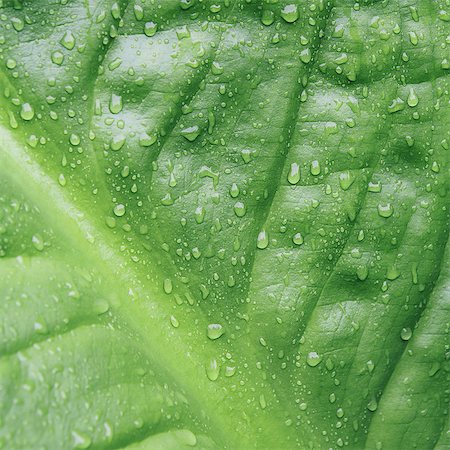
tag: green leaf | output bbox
[0,0,448,449]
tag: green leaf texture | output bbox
[0,0,448,449]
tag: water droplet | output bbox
[207,324,224,340]
[407,88,419,107]
[386,265,401,280]
[110,134,126,151]
[438,9,450,21]
[225,366,236,377]
[306,351,322,367]
[257,230,269,249]
[356,265,368,281]
[368,181,382,193]
[281,4,299,23]
[409,31,418,45]
[300,48,311,64]
[261,9,275,26]
[388,97,405,113]
[163,278,173,294]
[229,183,239,198]
[32,234,44,251]
[144,21,157,37]
[60,31,75,50]
[206,358,220,381]
[287,162,300,184]
[194,206,205,224]
[338,171,354,190]
[310,160,321,175]
[11,17,24,32]
[181,125,200,141]
[400,327,412,341]
[6,58,17,69]
[51,50,64,65]
[170,315,179,328]
[133,4,144,20]
[431,161,440,173]
[109,94,122,114]
[259,394,267,409]
[176,25,190,40]
[72,431,92,449]
[377,203,393,218]
[367,399,378,412]
[113,204,126,217]
[293,233,304,245]
[139,132,157,147]
[241,148,253,163]
[20,103,34,121]
[233,202,246,217]
[180,0,195,10]
[69,134,80,146]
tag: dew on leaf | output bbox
[60,31,75,50]
[407,88,419,107]
[261,9,275,26]
[339,171,354,190]
[293,233,304,246]
[109,94,123,114]
[144,21,157,37]
[287,162,300,185]
[207,323,224,340]
[163,278,173,294]
[400,327,412,341]
[257,230,269,249]
[306,351,322,367]
[113,204,126,217]
[139,132,157,147]
[51,50,64,65]
[170,315,179,328]
[20,103,34,121]
[310,160,321,175]
[206,358,220,381]
[181,125,200,141]
[69,134,81,146]
[233,202,246,217]
[281,4,299,23]
[31,234,44,251]
[377,203,393,218]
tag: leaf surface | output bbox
[0,0,448,448]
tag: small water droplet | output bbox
[377,203,393,218]
[293,233,304,245]
[287,162,300,184]
[60,30,75,50]
[207,324,224,340]
[310,160,321,175]
[69,134,80,146]
[233,201,246,217]
[20,103,34,121]
[109,94,122,114]
[32,234,44,251]
[306,351,322,367]
[400,327,412,341]
[113,204,126,217]
[281,4,299,23]
[206,358,220,381]
[257,230,269,249]
[181,125,200,141]
[144,21,157,37]
[338,171,354,190]
[51,50,65,65]
[170,315,179,328]
[163,278,173,294]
